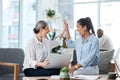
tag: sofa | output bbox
[98,49,115,74]
[71,49,115,74]
[0,48,24,80]
[0,48,115,80]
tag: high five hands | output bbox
[63,19,69,31]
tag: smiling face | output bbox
[40,25,50,37]
[76,23,87,36]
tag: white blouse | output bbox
[23,35,61,70]
[99,34,113,49]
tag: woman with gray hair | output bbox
[23,20,65,76]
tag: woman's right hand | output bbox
[63,20,69,31]
[36,58,50,67]
[42,58,50,67]
[63,19,70,40]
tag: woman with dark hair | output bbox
[23,20,65,76]
[64,17,99,76]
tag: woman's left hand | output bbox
[69,64,81,75]
[69,66,76,74]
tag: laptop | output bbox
[43,53,72,69]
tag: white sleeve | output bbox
[99,37,106,48]
[23,42,37,69]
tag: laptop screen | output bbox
[43,53,72,69]
[43,48,74,69]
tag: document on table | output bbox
[51,75,100,80]
[71,75,100,80]
[51,75,60,79]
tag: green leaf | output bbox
[55,35,58,39]
[48,33,52,38]
[51,10,55,15]
[60,67,69,72]
[51,31,56,40]
[51,45,61,53]
[46,9,55,17]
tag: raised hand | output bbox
[63,19,70,40]
[63,19,69,31]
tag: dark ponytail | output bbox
[77,17,96,35]
[86,17,95,35]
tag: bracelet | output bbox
[75,65,79,70]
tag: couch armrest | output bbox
[0,62,20,80]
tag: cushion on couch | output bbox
[98,49,114,74]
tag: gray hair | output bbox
[33,20,47,34]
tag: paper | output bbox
[71,75,100,80]
[51,75,60,79]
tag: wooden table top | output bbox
[23,75,120,80]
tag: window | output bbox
[22,0,37,49]
[74,3,97,35]
[74,0,97,3]
[101,2,120,49]
[74,3,97,27]
[1,0,37,48]
[0,0,120,49]
[74,0,120,49]
[58,0,74,29]
[2,0,19,48]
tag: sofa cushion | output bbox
[98,49,114,74]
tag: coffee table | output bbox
[23,75,115,80]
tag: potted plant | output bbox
[59,67,70,80]
[48,31,62,54]
[46,8,55,18]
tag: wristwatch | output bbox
[74,65,79,70]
